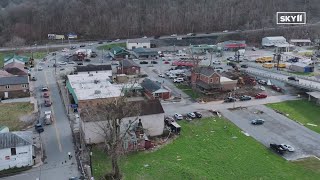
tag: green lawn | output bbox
[92,117,320,180]
[97,43,126,50]
[175,84,202,99]
[0,102,34,131]
[290,71,314,76]
[266,100,320,134]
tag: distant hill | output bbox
[0,0,320,46]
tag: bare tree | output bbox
[82,95,142,180]
[4,35,26,48]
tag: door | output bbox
[4,92,8,98]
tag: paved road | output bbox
[3,58,79,179]
[220,105,320,160]
[162,94,298,115]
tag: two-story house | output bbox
[0,76,29,99]
[191,66,237,91]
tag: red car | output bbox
[164,61,169,64]
[255,93,267,99]
[43,92,50,98]
[44,99,52,107]
[271,85,281,92]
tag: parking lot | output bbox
[220,105,320,160]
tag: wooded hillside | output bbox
[0,0,319,46]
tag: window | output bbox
[143,46,147,48]
[210,78,213,83]
[132,46,136,49]
[22,84,28,88]
[5,85,10,89]
[11,148,16,156]
[196,75,200,79]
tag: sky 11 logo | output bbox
[276,12,306,24]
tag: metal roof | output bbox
[306,91,320,99]
[120,59,140,68]
[76,64,112,72]
[0,131,32,149]
[194,66,220,77]
[141,78,161,92]
[0,76,28,86]
[127,39,150,43]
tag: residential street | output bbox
[2,59,79,179]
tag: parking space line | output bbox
[44,71,63,152]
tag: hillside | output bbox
[0,0,320,46]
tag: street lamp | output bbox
[90,151,93,178]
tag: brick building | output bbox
[117,59,141,75]
[191,66,237,91]
[141,78,171,100]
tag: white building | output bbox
[0,131,34,171]
[75,64,112,75]
[75,49,92,57]
[126,39,150,50]
[262,36,288,47]
[81,99,165,144]
[289,39,312,46]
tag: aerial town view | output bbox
[0,0,320,180]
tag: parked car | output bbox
[174,113,183,120]
[84,59,91,62]
[173,78,184,83]
[258,79,267,85]
[288,76,299,81]
[187,112,196,119]
[271,85,282,92]
[214,67,223,70]
[35,123,44,133]
[98,41,104,44]
[31,77,37,81]
[77,62,83,65]
[151,61,158,64]
[169,74,178,79]
[91,53,97,58]
[164,61,170,64]
[43,92,49,98]
[44,99,52,107]
[68,61,75,64]
[41,86,49,92]
[255,93,267,99]
[270,143,286,155]
[171,34,177,37]
[38,66,43,71]
[241,64,248,68]
[114,39,120,42]
[212,61,221,65]
[239,95,251,101]
[223,30,229,33]
[79,44,86,47]
[70,46,76,50]
[58,61,67,65]
[280,144,295,152]
[88,43,93,46]
[111,61,119,66]
[142,36,147,38]
[140,61,148,64]
[224,97,237,103]
[158,73,165,78]
[251,119,265,125]
[193,112,202,118]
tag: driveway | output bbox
[220,105,320,160]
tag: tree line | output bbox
[0,0,319,46]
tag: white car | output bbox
[142,36,147,39]
[169,74,177,79]
[173,78,184,83]
[187,112,196,118]
[58,62,67,65]
[158,73,165,78]
[174,113,183,120]
[281,144,295,152]
[88,43,93,46]
[212,61,221,65]
[61,48,68,52]
[171,34,177,37]
[223,30,229,33]
[38,66,43,71]
[114,39,120,42]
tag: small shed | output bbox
[306,91,320,105]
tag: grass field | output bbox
[175,84,202,99]
[0,102,34,131]
[97,43,126,50]
[290,71,314,76]
[266,100,320,134]
[92,117,320,180]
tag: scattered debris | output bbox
[254,110,264,114]
[307,123,318,127]
[232,136,238,139]
[241,131,250,136]
[144,164,149,167]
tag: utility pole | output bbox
[274,47,281,71]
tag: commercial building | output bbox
[0,131,34,171]
[132,48,158,59]
[262,36,288,47]
[289,39,312,46]
[126,39,151,50]
[75,64,112,75]
[80,99,165,144]
[109,46,131,59]
[221,40,246,51]
[0,76,29,99]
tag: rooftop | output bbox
[0,131,32,149]
[67,73,122,100]
[263,36,286,41]
[220,76,234,82]
[120,59,140,68]
[76,64,112,73]
[0,76,29,86]
[141,78,162,92]
[194,66,220,77]
[290,39,311,43]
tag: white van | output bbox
[173,78,184,83]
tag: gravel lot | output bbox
[220,105,320,160]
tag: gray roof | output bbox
[194,66,219,77]
[141,78,161,92]
[76,64,112,72]
[0,76,28,86]
[120,59,140,68]
[0,131,32,149]
[127,39,150,43]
